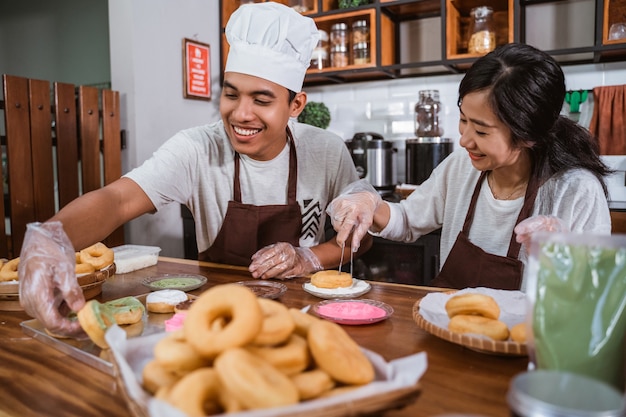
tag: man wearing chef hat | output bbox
[18,1,370,336]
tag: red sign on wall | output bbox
[183,38,211,100]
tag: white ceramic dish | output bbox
[302,279,371,299]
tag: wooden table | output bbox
[0,257,528,417]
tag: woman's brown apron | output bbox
[430,171,539,290]
[199,129,302,266]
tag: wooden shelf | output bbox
[219,0,626,87]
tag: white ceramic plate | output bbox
[302,279,371,299]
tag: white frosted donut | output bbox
[146,289,188,313]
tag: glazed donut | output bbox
[448,314,510,341]
[310,270,353,289]
[251,298,296,346]
[75,253,96,275]
[288,307,320,337]
[79,242,114,270]
[245,333,310,376]
[307,320,374,385]
[290,368,335,400]
[184,284,263,358]
[0,257,19,282]
[163,367,222,417]
[104,296,145,325]
[510,322,527,343]
[77,300,117,349]
[142,359,181,395]
[214,347,299,409]
[146,289,188,313]
[445,293,501,320]
[154,330,211,374]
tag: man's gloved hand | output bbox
[326,179,382,251]
[19,221,84,336]
[249,242,323,280]
[514,215,568,249]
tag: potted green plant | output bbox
[297,101,331,129]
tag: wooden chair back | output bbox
[0,74,125,259]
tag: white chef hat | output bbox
[225,2,319,93]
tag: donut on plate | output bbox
[310,270,352,289]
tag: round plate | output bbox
[412,296,527,356]
[141,274,207,292]
[302,279,371,299]
[312,299,393,325]
[235,280,287,299]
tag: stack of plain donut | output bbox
[0,241,114,282]
[142,283,375,416]
[445,292,527,342]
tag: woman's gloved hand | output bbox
[514,215,568,249]
[326,179,382,251]
[19,221,85,337]
[249,242,323,280]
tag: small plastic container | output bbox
[112,245,162,274]
[507,370,626,417]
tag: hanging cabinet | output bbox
[219,0,626,86]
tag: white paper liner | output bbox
[106,325,428,417]
[419,287,527,330]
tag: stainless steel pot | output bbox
[405,137,453,185]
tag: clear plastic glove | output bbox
[249,242,323,280]
[514,215,568,249]
[19,221,85,336]
[326,179,382,251]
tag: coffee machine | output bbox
[346,132,397,195]
[406,90,453,185]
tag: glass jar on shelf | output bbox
[467,6,496,54]
[414,89,444,137]
[310,48,329,70]
[310,29,329,70]
[352,19,369,45]
[330,44,349,68]
[330,22,349,49]
[353,42,370,65]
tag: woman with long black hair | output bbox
[328,42,612,291]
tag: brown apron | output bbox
[199,128,302,266]
[430,171,539,290]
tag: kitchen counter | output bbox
[0,257,528,417]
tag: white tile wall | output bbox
[306,62,626,194]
